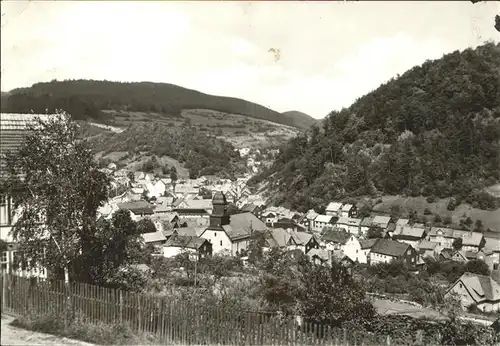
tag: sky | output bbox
[1,1,499,119]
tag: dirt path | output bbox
[1,315,95,346]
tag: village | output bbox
[1,113,499,318]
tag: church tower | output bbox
[208,191,230,230]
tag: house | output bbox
[134,172,146,181]
[1,113,62,278]
[371,215,392,231]
[174,199,213,219]
[153,212,180,232]
[392,225,427,248]
[299,209,318,231]
[321,229,362,262]
[417,240,439,259]
[117,201,154,221]
[313,214,335,233]
[199,192,268,256]
[335,217,362,235]
[369,239,417,267]
[325,202,343,217]
[445,272,500,312]
[163,235,212,260]
[154,196,174,214]
[359,217,374,236]
[339,204,357,218]
[141,231,167,255]
[428,227,485,252]
[267,219,306,233]
[146,180,167,199]
[241,203,264,219]
[358,239,378,264]
[286,231,320,254]
[483,232,500,270]
[307,248,331,266]
[450,250,468,263]
[262,211,278,224]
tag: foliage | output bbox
[452,237,463,250]
[0,239,7,253]
[367,226,384,239]
[463,259,490,276]
[88,123,245,179]
[251,43,500,211]
[1,113,109,281]
[136,218,156,234]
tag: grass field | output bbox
[371,195,500,231]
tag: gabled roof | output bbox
[290,231,315,246]
[370,239,412,258]
[314,214,334,223]
[174,226,204,238]
[269,228,290,247]
[372,215,391,228]
[484,236,500,253]
[326,202,343,212]
[141,231,167,243]
[340,204,354,212]
[449,272,500,303]
[396,218,410,226]
[0,113,62,181]
[305,209,319,220]
[418,240,438,251]
[229,212,268,233]
[393,225,426,239]
[118,201,154,214]
[360,217,374,227]
[336,217,361,226]
[359,238,378,249]
[307,248,330,262]
[164,235,209,250]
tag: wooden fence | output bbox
[0,273,392,345]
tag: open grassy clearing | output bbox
[371,195,500,231]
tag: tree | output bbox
[474,219,483,232]
[452,237,463,251]
[127,171,135,182]
[137,218,157,234]
[367,226,384,239]
[443,216,453,225]
[296,258,376,327]
[463,259,490,276]
[2,113,109,282]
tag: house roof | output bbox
[174,226,204,238]
[418,240,438,250]
[360,217,373,227]
[372,215,391,228]
[336,217,361,227]
[429,228,484,247]
[141,231,167,243]
[340,204,354,212]
[484,236,500,253]
[0,113,62,181]
[164,235,208,250]
[396,218,410,226]
[370,239,411,257]
[229,212,268,233]
[290,231,315,246]
[314,214,334,223]
[450,272,500,303]
[393,225,426,239]
[305,209,319,220]
[321,229,351,245]
[326,202,343,212]
[308,248,330,262]
[266,228,288,247]
[359,238,378,249]
[118,201,154,214]
[177,199,213,210]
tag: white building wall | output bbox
[200,229,232,253]
[369,252,396,265]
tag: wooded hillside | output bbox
[250,42,500,212]
[1,80,315,130]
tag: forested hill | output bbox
[0,80,312,130]
[281,110,319,129]
[250,42,500,212]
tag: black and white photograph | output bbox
[1,1,500,345]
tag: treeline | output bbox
[250,42,500,212]
[1,79,308,129]
[88,123,246,179]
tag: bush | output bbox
[426,195,436,203]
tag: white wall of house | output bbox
[163,246,197,258]
[343,236,362,263]
[429,235,453,249]
[462,245,480,252]
[369,252,396,265]
[148,181,166,199]
[397,239,420,248]
[200,229,232,254]
[232,239,250,255]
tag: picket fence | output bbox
[0,274,395,345]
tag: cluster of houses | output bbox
[1,113,500,313]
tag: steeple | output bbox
[209,191,230,229]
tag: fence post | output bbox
[1,272,6,314]
[119,290,123,324]
[386,335,391,346]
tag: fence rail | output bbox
[1,273,392,345]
